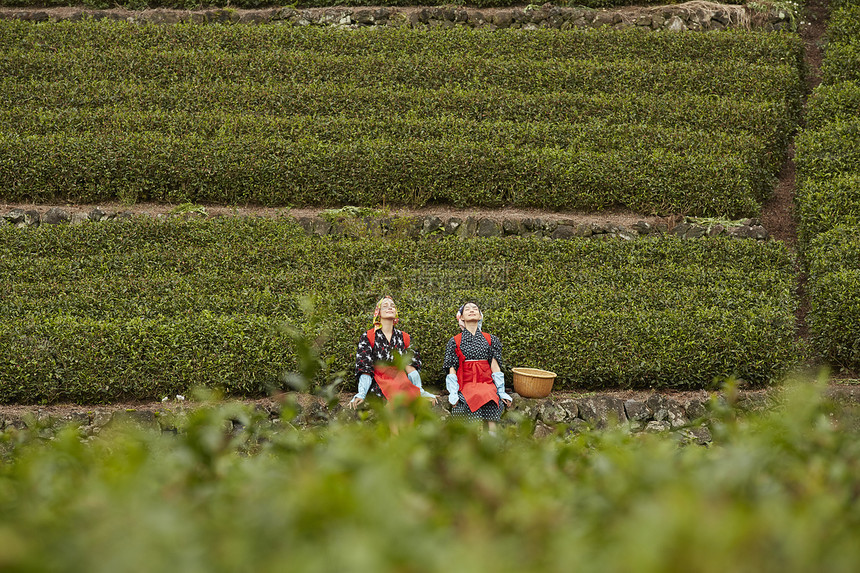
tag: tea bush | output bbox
[820,4,860,84]
[795,118,860,242]
[0,82,795,145]
[824,3,860,42]
[0,130,774,213]
[804,80,860,130]
[0,22,801,66]
[806,226,860,370]
[795,2,860,369]
[0,22,804,216]
[820,43,860,84]
[0,218,797,403]
[794,173,860,245]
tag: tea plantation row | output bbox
[0,218,797,403]
[0,21,804,216]
[796,0,860,371]
[0,21,802,63]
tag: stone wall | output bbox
[299,214,772,241]
[1,207,772,241]
[6,387,858,444]
[0,2,794,32]
[0,390,775,445]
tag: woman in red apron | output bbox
[444,302,512,428]
[350,296,437,409]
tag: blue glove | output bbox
[354,373,372,401]
[492,371,512,402]
[445,373,459,405]
[408,370,436,399]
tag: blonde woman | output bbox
[350,296,437,409]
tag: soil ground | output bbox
[2,382,858,421]
[0,2,747,21]
[1,1,854,417]
[0,201,664,227]
[0,388,784,420]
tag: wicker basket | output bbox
[512,367,557,399]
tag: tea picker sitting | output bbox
[444,302,512,430]
[350,296,437,409]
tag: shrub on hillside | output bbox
[806,226,860,370]
[0,219,797,403]
[0,22,805,216]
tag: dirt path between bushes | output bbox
[759,0,829,246]
[760,0,830,343]
[0,201,666,228]
[1,383,858,421]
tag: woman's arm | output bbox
[489,336,511,405]
[443,337,459,373]
[403,332,420,374]
[351,331,375,407]
[488,335,505,370]
[444,337,460,405]
[355,331,374,378]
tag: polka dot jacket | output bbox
[443,329,503,372]
[355,328,421,381]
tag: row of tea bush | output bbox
[0,21,804,216]
[796,0,860,370]
[0,128,775,213]
[0,218,797,403]
[0,21,802,64]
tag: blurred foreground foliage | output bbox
[0,377,859,572]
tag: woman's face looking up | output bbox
[379,298,397,319]
[462,303,481,321]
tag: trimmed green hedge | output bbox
[795,2,860,370]
[821,5,860,84]
[795,173,860,245]
[830,0,860,9]
[0,51,802,100]
[0,129,773,214]
[807,226,860,370]
[805,80,860,130]
[825,4,860,44]
[0,21,804,216]
[0,219,797,403]
[0,81,796,149]
[0,22,800,68]
[0,111,779,167]
[821,43,860,84]
[795,119,860,182]
[795,118,860,243]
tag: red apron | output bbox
[373,365,420,402]
[454,332,499,412]
[366,328,420,402]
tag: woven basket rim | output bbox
[512,367,557,379]
[512,368,555,398]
